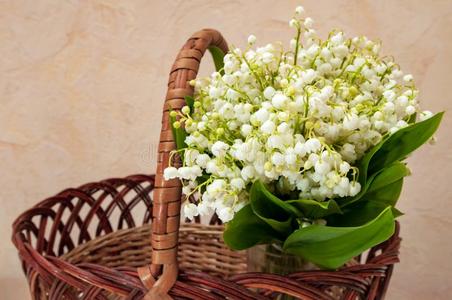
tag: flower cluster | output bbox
[164,6,430,223]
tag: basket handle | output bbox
[139,29,228,299]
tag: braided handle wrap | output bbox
[140,29,228,299]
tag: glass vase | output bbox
[247,243,319,300]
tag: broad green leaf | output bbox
[250,181,296,234]
[337,167,382,207]
[336,169,405,223]
[223,204,280,250]
[367,162,409,193]
[363,178,404,207]
[368,112,443,174]
[286,199,342,219]
[169,109,187,150]
[357,137,387,184]
[340,162,409,207]
[339,113,442,207]
[208,46,225,75]
[283,207,395,269]
[184,95,195,112]
[176,129,187,150]
[328,201,402,227]
[339,141,388,206]
[250,211,293,235]
[250,181,301,217]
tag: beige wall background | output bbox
[1,0,451,298]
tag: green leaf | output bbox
[176,129,187,150]
[367,162,409,193]
[363,178,404,207]
[339,112,443,207]
[334,165,406,224]
[250,181,296,235]
[250,181,301,217]
[208,46,225,75]
[368,112,443,174]
[283,207,395,269]
[184,95,194,112]
[286,199,342,219]
[357,142,385,186]
[339,142,387,206]
[169,109,187,150]
[223,204,280,250]
[340,166,407,209]
[251,211,293,235]
[328,201,402,227]
[249,181,344,233]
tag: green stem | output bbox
[293,27,301,66]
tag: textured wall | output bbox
[1,0,451,299]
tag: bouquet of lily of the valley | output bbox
[164,6,443,269]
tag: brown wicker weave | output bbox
[12,29,401,300]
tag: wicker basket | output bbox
[12,29,401,300]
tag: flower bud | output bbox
[182,106,190,114]
[289,19,298,28]
[264,162,273,171]
[295,6,305,15]
[247,34,257,45]
[216,128,225,135]
[304,17,314,28]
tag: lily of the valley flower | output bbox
[166,6,426,223]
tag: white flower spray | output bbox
[165,6,430,223]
